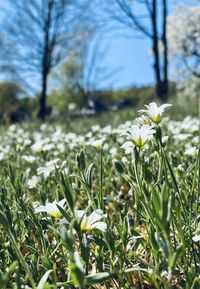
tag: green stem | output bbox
[162,148,187,222]
[196,149,200,225]
[100,147,103,210]
[189,154,199,230]
[8,229,37,289]
[81,173,96,210]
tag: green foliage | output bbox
[0,81,21,121]
[92,85,155,106]
[18,96,38,118]
[47,84,156,118]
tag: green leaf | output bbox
[37,270,52,289]
[87,235,107,249]
[60,173,74,212]
[70,262,86,287]
[81,234,90,264]
[0,211,9,229]
[57,205,71,223]
[150,228,159,252]
[85,163,94,189]
[151,189,161,219]
[155,234,169,258]
[113,160,125,174]
[169,246,183,269]
[86,272,113,285]
[76,150,86,171]
[60,224,73,251]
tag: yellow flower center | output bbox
[50,211,62,218]
[80,218,90,232]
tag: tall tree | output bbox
[2,0,87,120]
[96,0,169,100]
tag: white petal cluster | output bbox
[167,5,200,78]
[185,146,197,157]
[0,102,198,189]
[22,155,37,163]
[121,124,156,152]
[37,158,60,179]
[34,199,66,218]
[138,102,172,124]
[192,235,200,242]
[27,175,40,189]
[75,209,107,233]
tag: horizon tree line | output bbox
[0,0,199,120]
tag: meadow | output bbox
[0,102,199,289]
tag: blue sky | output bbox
[95,0,198,90]
[0,0,197,93]
[102,36,153,90]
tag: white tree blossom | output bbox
[167,5,200,79]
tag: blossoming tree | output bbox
[167,5,200,79]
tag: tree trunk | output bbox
[38,69,48,121]
[152,40,163,100]
[162,0,168,101]
[151,0,169,101]
[38,1,52,121]
[151,0,163,100]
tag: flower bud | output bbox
[113,153,122,161]
[113,160,125,174]
[76,150,86,171]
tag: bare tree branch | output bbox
[1,0,91,120]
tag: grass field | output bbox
[0,100,199,289]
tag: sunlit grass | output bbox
[0,101,199,289]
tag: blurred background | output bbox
[0,0,199,124]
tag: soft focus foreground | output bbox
[0,103,199,289]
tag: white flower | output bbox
[24,139,31,146]
[31,140,45,153]
[37,166,51,179]
[138,102,172,123]
[34,199,66,218]
[110,147,117,156]
[88,138,105,149]
[162,136,169,144]
[91,125,100,132]
[37,159,60,179]
[173,133,191,141]
[177,164,184,172]
[192,235,200,242]
[22,155,37,163]
[27,175,39,189]
[136,115,152,125]
[31,141,54,153]
[121,124,156,152]
[75,209,107,233]
[0,152,5,161]
[185,146,197,156]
